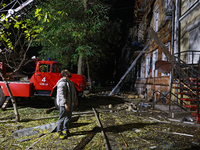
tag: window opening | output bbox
[52,64,60,73]
[154,7,159,32]
[162,42,170,76]
[39,64,51,73]
[189,26,200,64]
[146,55,150,78]
[152,49,158,77]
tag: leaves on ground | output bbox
[0,95,200,149]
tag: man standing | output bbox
[56,69,78,139]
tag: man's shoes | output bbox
[58,132,66,140]
[62,130,70,137]
[56,131,70,140]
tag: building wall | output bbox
[134,0,200,103]
[180,0,200,63]
[181,0,197,16]
[134,0,172,103]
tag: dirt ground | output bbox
[0,92,200,150]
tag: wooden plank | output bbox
[147,27,173,62]
[109,39,151,96]
[92,108,111,150]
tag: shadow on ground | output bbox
[78,95,126,111]
[69,122,157,137]
[8,97,55,109]
[6,95,127,112]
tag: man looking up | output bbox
[56,69,78,139]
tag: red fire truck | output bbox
[0,1,87,108]
[0,60,87,107]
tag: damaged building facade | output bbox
[133,0,200,112]
[134,0,173,103]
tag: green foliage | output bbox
[0,1,39,71]
[30,0,121,69]
[0,10,37,49]
[0,0,121,78]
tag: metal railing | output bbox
[175,50,200,66]
[172,51,200,116]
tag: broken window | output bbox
[146,55,150,78]
[162,42,170,76]
[140,59,145,78]
[137,62,141,78]
[152,49,158,77]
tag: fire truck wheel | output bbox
[0,88,6,107]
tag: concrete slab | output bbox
[12,122,57,139]
[155,104,188,112]
[155,104,192,119]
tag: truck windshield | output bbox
[39,64,51,73]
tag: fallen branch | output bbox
[0,110,112,123]
[93,107,111,150]
[25,134,48,150]
[0,115,59,123]
[73,109,115,115]
[45,106,56,114]
[149,117,170,124]
[0,114,14,120]
[168,118,181,122]
[87,143,96,150]
[168,118,195,125]
[133,133,150,144]
[119,133,128,147]
[0,120,16,123]
[182,121,195,125]
[11,143,23,149]
[148,109,161,113]
[157,131,194,137]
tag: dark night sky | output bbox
[1,0,135,82]
[109,0,135,42]
[101,0,135,83]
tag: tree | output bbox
[31,0,121,78]
[0,1,40,121]
[0,20,35,121]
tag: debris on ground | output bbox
[0,92,200,149]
